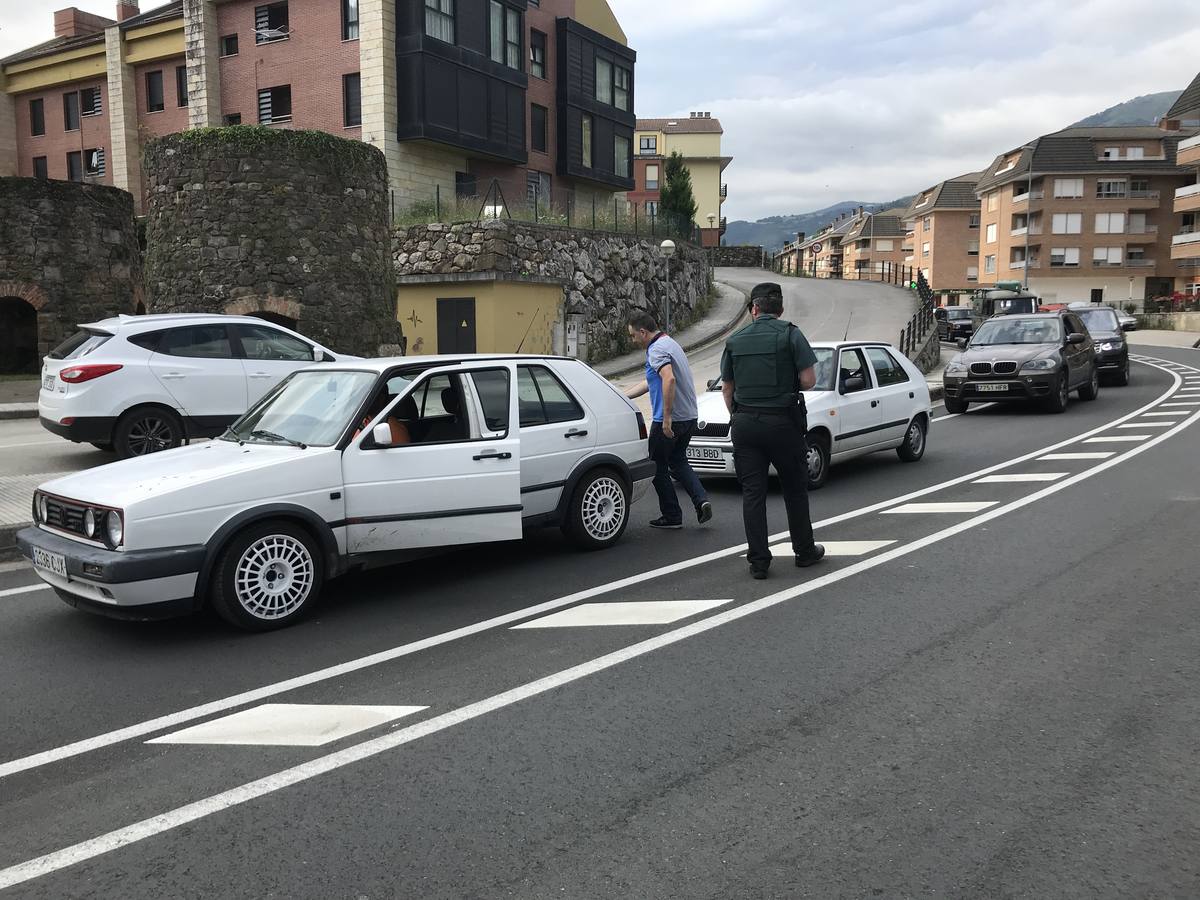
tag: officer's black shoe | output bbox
[750,564,769,580]
[794,544,826,568]
[649,517,683,530]
[696,501,713,524]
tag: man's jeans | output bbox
[648,419,708,523]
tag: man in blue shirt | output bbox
[625,312,712,529]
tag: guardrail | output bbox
[898,271,936,357]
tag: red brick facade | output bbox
[13,77,112,185]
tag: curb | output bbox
[0,407,38,421]
[0,524,26,563]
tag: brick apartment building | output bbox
[626,112,731,248]
[974,124,1199,305]
[1164,75,1200,290]
[0,0,635,214]
[901,172,982,302]
[840,206,909,279]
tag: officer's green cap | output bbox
[751,282,783,303]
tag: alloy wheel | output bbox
[234,534,315,620]
[127,416,175,455]
[580,476,626,541]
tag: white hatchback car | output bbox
[19,355,654,630]
[688,341,932,488]
[39,313,348,458]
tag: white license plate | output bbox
[687,447,723,461]
[976,383,1009,392]
[32,547,67,578]
[43,374,56,391]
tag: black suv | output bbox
[942,311,1099,414]
[935,305,974,342]
[1071,304,1130,385]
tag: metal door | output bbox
[437,298,477,354]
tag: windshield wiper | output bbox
[249,429,307,449]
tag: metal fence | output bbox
[898,270,937,356]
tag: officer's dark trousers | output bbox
[731,409,815,568]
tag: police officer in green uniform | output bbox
[720,282,825,579]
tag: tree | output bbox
[659,151,698,229]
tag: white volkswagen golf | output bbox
[19,355,654,630]
[687,341,932,489]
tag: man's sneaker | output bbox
[794,544,826,568]
[649,517,684,530]
[696,501,713,524]
[750,564,769,580]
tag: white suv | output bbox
[39,314,347,458]
[19,355,654,630]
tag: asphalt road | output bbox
[1,345,1198,898]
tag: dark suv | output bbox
[935,305,974,342]
[1071,304,1130,385]
[942,311,1099,414]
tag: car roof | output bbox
[303,353,583,374]
[81,313,290,332]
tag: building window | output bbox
[1093,247,1122,266]
[646,164,659,191]
[1096,179,1127,199]
[220,33,239,56]
[923,216,931,231]
[84,148,105,177]
[63,91,80,130]
[922,242,930,257]
[531,103,548,153]
[639,135,656,155]
[455,171,477,198]
[985,223,997,243]
[223,113,242,125]
[984,254,996,274]
[176,66,189,107]
[254,2,290,43]
[876,239,893,252]
[425,0,454,43]
[33,157,48,179]
[968,213,980,229]
[986,192,998,212]
[645,200,659,217]
[615,134,631,179]
[342,0,359,40]
[1095,212,1125,234]
[1051,212,1082,234]
[596,57,612,105]
[967,239,979,256]
[257,85,292,124]
[146,71,164,113]
[343,73,361,127]
[966,266,978,282]
[581,114,592,168]
[66,151,83,183]
[489,2,521,69]
[530,29,546,79]
[1050,247,1080,268]
[614,65,630,111]
[1053,178,1083,198]
[80,86,102,117]
[526,170,550,206]
[29,98,45,136]
[1127,146,1144,160]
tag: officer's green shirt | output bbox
[720,314,818,408]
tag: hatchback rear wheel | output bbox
[563,469,629,550]
[896,416,927,462]
[114,407,184,458]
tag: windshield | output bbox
[225,370,378,447]
[946,308,971,320]
[971,318,1063,346]
[708,347,836,393]
[992,297,1038,315]
[1075,307,1120,332]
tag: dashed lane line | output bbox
[1039,452,1115,461]
[882,501,998,514]
[4,399,1196,893]
[0,585,48,600]
[1083,435,1151,443]
[973,473,1068,484]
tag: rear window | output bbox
[946,308,971,319]
[49,329,112,360]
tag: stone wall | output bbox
[394,220,711,362]
[0,177,142,373]
[143,127,400,356]
[708,245,765,268]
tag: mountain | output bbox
[1072,90,1182,127]
[725,196,916,251]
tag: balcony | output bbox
[1171,228,1200,259]
[1178,133,1200,167]
[1009,259,1040,269]
[1174,181,1200,213]
[1125,223,1159,235]
[720,183,728,200]
[1010,225,1043,237]
[1128,189,1160,209]
[1124,258,1155,267]
[1011,189,1044,206]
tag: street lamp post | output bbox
[660,239,676,331]
[706,212,716,248]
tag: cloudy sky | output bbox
[5,0,1199,221]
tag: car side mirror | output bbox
[1068,332,1086,345]
[371,422,394,447]
[956,338,968,350]
[842,376,865,394]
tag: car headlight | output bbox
[37,493,48,524]
[84,508,97,538]
[1097,342,1115,351]
[105,510,123,548]
[945,361,968,376]
[1020,358,1057,372]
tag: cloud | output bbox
[1,1,118,58]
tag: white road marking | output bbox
[512,600,732,629]
[935,402,996,422]
[3,402,1196,893]
[973,473,1068,484]
[0,358,1185,781]
[0,584,49,599]
[1141,411,1189,417]
[1083,435,1151,443]
[1120,422,1175,429]
[146,704,427,747]
[0,440,62,450]
[882,502,998,514]
[1161,401,1200,407]
[752,540,898,559]
[1038,452,1115,460]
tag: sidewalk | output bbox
[1127,329,1200,349]
[594,281,748,379]
[0,379,38,421]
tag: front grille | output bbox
[695,422,730,439]
[969,362,993,376]
[688,458,728,470]
[45,497,87,537]
[992,361,1018,375]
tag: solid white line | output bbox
[1121,421,1175,428]
[1083,435,1150,443]
[1161,402,1200,407]
[1038,452,1114,461]
[3,403,1195,891]
[0,358,1185,781]
[0,584,48,599]
[974,473,1067,483]
[1141,411,1189,417]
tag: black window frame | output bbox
[489,1,522,70]
[863,347,910,387]
[639,135,657,155]
[614,133,631,180]
[343,72,362,127]
[29,98,45,136]
[80,85,102,117]
[518,364,584,427]
[424,0,455,45]
[219,33,239,56]
[83,147,105,178]
[530,103,548,153]
[595,56,612,105]
[254,1,290,44]
[342,0,359,40]
[613,65,630,112]
[581,114,593,168]
[32,156,48,179]
[145,70,164,113]
[529,28,547,79]
[175,65,189,108]
[66,151,83,183]
[63,91,80,131]
[257,84,292,125]
[455,171,477,199]
[223,112,242,126]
